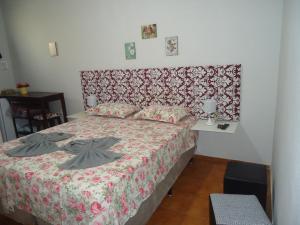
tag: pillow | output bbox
[133,105,188,124]
[86,102,139,118]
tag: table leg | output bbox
[41,101,48,129]
[8,100,19,138]
[168,188,173,197]
[26,108,34,133]
[59,93,68,123]
[12,117,19,138]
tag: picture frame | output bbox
[165,36,178,56]
[141,24,157,39]
[124,42,136,60]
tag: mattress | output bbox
[0,116,196,225]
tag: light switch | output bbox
[0,61,8,71]
[48,41,58,57]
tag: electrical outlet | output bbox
[0,61,8,71]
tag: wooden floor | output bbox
[0,156,270,225]
[147,156,228,225]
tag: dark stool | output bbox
[224,161,267,209]
[209,194,271,225]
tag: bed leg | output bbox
[189,157,193,165]
[168,188,173,197]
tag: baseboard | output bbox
[193,154,229,163]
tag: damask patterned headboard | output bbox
[80,64,241,121]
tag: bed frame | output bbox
[1,64,241,225]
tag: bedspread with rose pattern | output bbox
[0,116,196,225]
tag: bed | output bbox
[0,114,196,225]
[0,64,241,225]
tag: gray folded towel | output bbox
[59,137,122,170]
[6,132,73,157]
[22,132,73,143]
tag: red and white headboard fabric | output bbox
[80,64,241,121]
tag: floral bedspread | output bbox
[0,116,196,225]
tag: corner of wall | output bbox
[0,2,17,89]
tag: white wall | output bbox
[272,0,300,224]
[1,0,283,164]
[0,4,15,90]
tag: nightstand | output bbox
[67,111,87,121]
[191,119,238,134]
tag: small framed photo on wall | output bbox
[165,36,178,56]
[125,42,136,60]
[141,24,157,39]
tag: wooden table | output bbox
[0,92,68,133]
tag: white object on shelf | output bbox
[87,95,97,107]
[203,99,217,126]
[206,117,215,126]
[67,112,87,121]
[191,119,238,134]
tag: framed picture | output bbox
[141,24,157,39]
[124,42,136,60]
[165,36,178,56]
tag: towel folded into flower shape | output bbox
[6,132,73,157]
[59,137,122,170]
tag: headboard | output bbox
[80,64,241,121]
